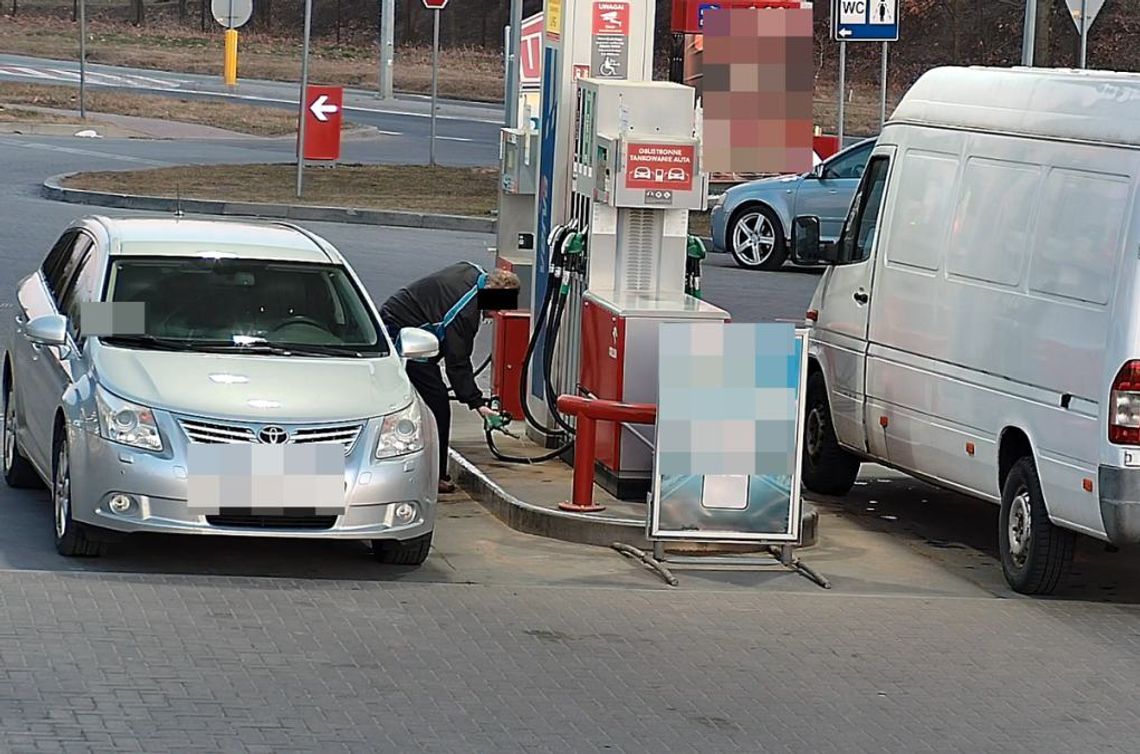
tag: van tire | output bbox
[999,457,1075,595]
[728,205,787,271]
[802,371,860,496]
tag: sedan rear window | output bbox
[100,256,387,356]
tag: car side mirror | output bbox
[791,216,825,263]
[24,314,69,347]
[397,327,440,360]
[809,163,827,180]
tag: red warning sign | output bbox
[593,1,630,35]
[624,143,695,191]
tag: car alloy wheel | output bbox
[3,387,16,477]
[732,211,777,266]
[54,440,71,541]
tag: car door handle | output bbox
[14,315,25,325]
[853,290,869,304]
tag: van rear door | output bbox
[812,146,895,454]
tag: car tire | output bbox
[3,381,41,489]
[999,457,1075,595]
[802,371,861,497]
[728,205,787,271]
[372,532,433,566]
[52,431,104,558]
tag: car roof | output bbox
[86,216,338,264]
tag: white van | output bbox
[791,66,1140,595]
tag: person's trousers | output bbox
[403,359,451,482]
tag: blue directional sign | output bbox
[831,0,898,42]
[697,3,720,29]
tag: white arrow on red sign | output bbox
[309,94,339,122]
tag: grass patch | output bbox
[61,163,715,236]
[0,103,84,124]
[63,163,503,216]
[0,82,299,135]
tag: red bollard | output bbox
[555,395,657,514]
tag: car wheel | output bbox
[3,381,41,489]
[372,532,433,566]
[729,205,787,271]
[999,457,1075,595]
[53,431,103,557]
[801,371,860,496]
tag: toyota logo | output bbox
[258,426,289,444]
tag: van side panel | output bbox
[865,125,1137,537]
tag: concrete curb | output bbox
[448,447,819,552]
[41,173,497,235]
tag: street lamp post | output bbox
[296,0,313,197]
[78,0,87,118]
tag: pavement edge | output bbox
[448,448,819,551]
[42,173,497,235]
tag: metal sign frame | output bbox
[830,0,899,42]
[649,325,809,545]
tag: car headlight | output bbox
[376,400,424,459]
[95,386,163,452]
[709,193,725,212]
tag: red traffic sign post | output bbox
[301,85,343,162]
[422,0,449,8]
[423,0,448,164]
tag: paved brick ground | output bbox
[1,568,1139,753]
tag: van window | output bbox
[1027,168,1130,306]
[886,150,958,272]
[838,155,890,263]
[948,157,1040,288]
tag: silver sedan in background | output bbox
[709,138,876,270]
[3,215,442,566]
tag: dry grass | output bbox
[0,82,299,135]
[64,163,503,215]
[0,102,84,123]
[0,14,507,101]
[62,163,715,235]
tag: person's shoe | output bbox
[438,479,456,494]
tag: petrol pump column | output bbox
[572,78,731,501]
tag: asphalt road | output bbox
[3,132,1140,753]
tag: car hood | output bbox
[90,344,413,423]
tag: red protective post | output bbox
[556,396,658,513]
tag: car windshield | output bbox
[99,256,388,357]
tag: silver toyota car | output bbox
[3,216,442,565]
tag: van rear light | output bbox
[1109,361,1140,444]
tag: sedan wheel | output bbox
[729,206,787,271]
[53,433,103,557]
[2,381,40,489]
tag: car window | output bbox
[41,230,81,300]
[58,243,103,342]
[838,155,891,263]
[103,257,387,354]
[825,143,873,180]
[52,234,95,311]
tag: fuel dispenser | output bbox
[571,78,730,500]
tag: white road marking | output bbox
[0,138,172,166]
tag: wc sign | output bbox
[830,0,899,41]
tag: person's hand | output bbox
[476,405,497,420]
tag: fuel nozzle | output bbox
[687,235,707,260]
[484,397,520,439]
[560,231,587,287]
[686,235,706,300]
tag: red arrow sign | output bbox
[301,85,343,161]
[422,0,449,8]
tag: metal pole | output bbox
[78,0,86,119]
[1078,0,1088,69]
[296,0,313,198]
[505,0,523,128]
[503,24,511,124]
[379,0,394,98]
[837,41,846,146]
[879,41,888,129]
[1021,0,1036,66]
[430,8,440,166]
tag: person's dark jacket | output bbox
[379,262,486,410]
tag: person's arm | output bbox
[442,317,486,410]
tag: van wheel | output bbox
[999,457,1075,595]
[802,371,860,496]
[729,205,786,271]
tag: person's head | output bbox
[477,268,521,318]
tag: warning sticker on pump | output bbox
[625,143,696,192]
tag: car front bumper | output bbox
[67,422,437,542]
[709,198,728,253]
